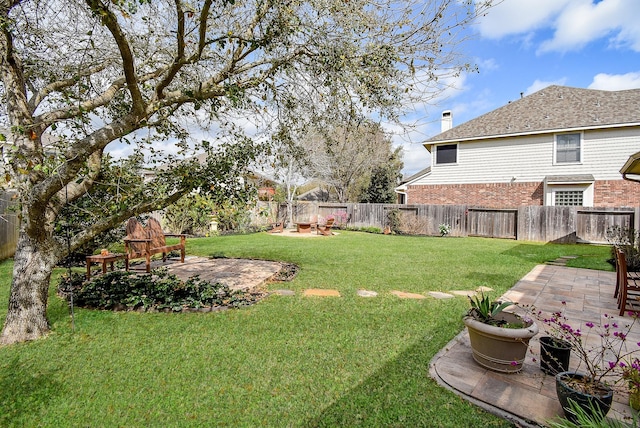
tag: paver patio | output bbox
[431,264,639,427]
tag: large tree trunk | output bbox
[0,232,57,345]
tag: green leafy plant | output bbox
[606,226,640,270]
[386,208,401,234]
[163,193,217,236]
[467,293,515,326]
[57,268,263,312]
[620,357,640,405]
[547,398,636,427]
[439,223,451,237]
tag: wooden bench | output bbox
[124,217,186,273]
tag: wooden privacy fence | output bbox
[0,191,19,260]
[280,201,639,244]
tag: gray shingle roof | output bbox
[426,85,640,143]
[400,166,431,184]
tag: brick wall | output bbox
[594,180,640,207]
[406,179,640,208]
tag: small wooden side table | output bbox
[86,253,126,279]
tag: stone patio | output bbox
[127,255,283,291]
[430,264,640,427]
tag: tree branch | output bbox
[29,62,110,112]
[154,0,187,100]
[84,0,145,116]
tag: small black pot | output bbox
[555,371,614,423]
[540,336,571,375]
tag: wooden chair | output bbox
[616,248,640,315]
[317,218,335,236]
[268,221,284,233]
[124,217,186,272]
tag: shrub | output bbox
[397,212,430,235]
[344,226,382,234]
[606,226,640,270]
[439,223,451,237]
[163,193,216,236]
[386,208,401,234]
[57,268,263,312]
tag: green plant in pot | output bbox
[536,305,640,423]
[463,293,538,373]
[621,357,640,411]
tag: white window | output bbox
[435,143,457,165]
[555,133,581,164]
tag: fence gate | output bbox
[576,209,634,243]
[467,208,517,239]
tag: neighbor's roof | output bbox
[426,85,640,144]
[400,166,431,185]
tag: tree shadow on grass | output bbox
[0,357,63,426]
[302,336,512,428]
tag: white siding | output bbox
[411,127,640,185]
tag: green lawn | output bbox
[0,232,612,427]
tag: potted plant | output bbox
[535,305,573,375]
[539,336,572,375]
[535,304,640,423]
[463,293,538,373]
[621,357,640,410]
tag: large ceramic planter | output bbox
[555,371,613,423]
[463,312,538,373]
[540,336,571,375]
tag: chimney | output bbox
[441,110,452,133]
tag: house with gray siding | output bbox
[396,85,640,208]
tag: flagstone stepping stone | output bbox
[476,286,494,292]
[391,290,426,299]
[272,289,296,296]
[357,290,378,297]
[428,291,455,299]
[304,289,341,297]
[451,290,477,297]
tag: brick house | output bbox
[396,85,640,208]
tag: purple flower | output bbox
[586,322,594,328]
[510,361,518,366]
[609,361,616,369]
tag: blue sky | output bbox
[397,0,640,176]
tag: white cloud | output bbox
[476,57,499,73]
[477,0,571,39]
[538,0,640,53]
[588,71,640,90]
[401,142,431,176]
[478,0,640,53]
